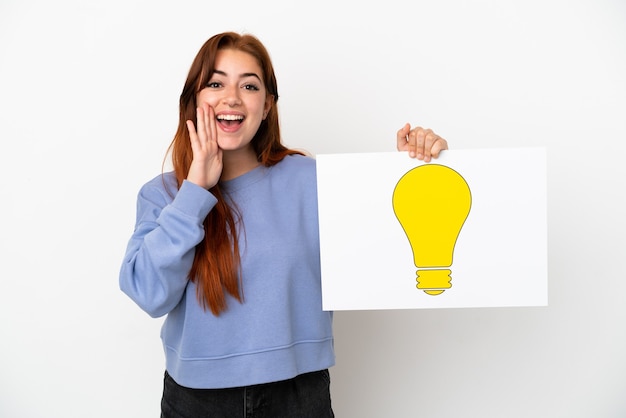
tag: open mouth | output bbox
[216,114,245,127]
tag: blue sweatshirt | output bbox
[119,155,335,389]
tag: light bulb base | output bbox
[416,269,452,296]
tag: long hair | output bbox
[167,32,301,315]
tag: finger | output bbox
[422,130,438,162]
[412,127,430,160]
[396,123,411,152]
[186,119,199,149]
[423,133,448,162]
[196,106,208,144]
[430,137,448,159]
[206,105,217,146]
[202,103,211,140]
[408,129,417,158]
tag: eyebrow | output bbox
[213,70,262,82]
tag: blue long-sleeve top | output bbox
[119,154,335,389]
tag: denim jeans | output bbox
[160,369,335,418]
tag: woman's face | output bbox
[196,48,272,154]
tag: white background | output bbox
[1,1,624,417]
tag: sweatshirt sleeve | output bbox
[119,179,217,318]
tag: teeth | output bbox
[217,114,244,121]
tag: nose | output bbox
[222,85,242,107]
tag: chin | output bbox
[217,138,253,152]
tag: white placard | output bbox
[316,148,548,310]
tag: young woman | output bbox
[119,31,447,418]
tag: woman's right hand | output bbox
[186,103,223,189]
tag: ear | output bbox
[263,94,274,120]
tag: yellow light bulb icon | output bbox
[392,164,471,295]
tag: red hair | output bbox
[167,32,301,315]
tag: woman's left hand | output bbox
[396,123,448,162]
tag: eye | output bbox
[243,83,260,91]
[206,81,222,88]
